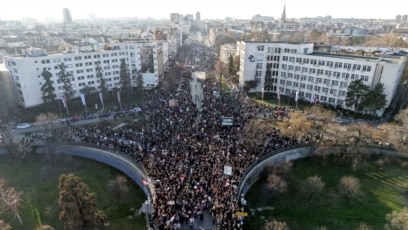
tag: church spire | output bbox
[281,4,286,22]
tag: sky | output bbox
[0,0,404,22]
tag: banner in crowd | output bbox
[224,165,232,175]
[80,94,86,106]
[169,99,178,107]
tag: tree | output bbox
[40,69,56,103]
[338,176,361,204]
[107,175,130,206]
[58,174,106,230]
[345,79,370,114]
[301,175,325,201]
[0,125,33,162]
[0,220,11,229]
[228,55,235,76]
[119,59,132,96]
[57,63,74,99]
[264,219,290,230]
[136,70,144,99]
[0,178,23,225]
[243,79,259,92]
[96,63,107,96]
[277,111,314,142]
[364,83,387,116]
[215,60,228,79]
[355,222,372,230]
[36,113,64,164]
[385,208,408,230]
[266,162,293,195]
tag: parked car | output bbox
[17,123,31,129]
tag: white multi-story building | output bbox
[5,39,168,108]
[220,44,237,63]
[237,41,406,115]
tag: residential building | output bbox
[237,41,407,115]
[5,39,168,108]
[220,44,237,63]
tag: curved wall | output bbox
[238,144,406,200]
[0,143,154,201]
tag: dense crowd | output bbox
[60,69,300,230]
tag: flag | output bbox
[117,90,121,104]
[98,92,104,105]
[261,87,264,98]
[142,178,150,186]
[295,91,299,102]
[277,89,280,100]
[61,96,67,108]
[80,94,86,106]
[314,93,318,105]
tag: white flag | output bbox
[98,92,104,105]
[80,94,86,106]
[61,96,67,108]
[295,91,299,102]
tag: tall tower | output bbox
[281,4,286,23]
[196,11,201,23]
[63,8,72,24]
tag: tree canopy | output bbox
[40,69,56,103]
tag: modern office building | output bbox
[5,39,168,108]
[237,41,407,115]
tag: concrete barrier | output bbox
[0,143,155,202]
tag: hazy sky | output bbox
[0,0,403,22]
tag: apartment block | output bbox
[237,41,406,115]
[5,40,168,108]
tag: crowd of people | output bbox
[61,69,301,229]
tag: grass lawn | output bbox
[0,154,147,230]
[245,157,408,230]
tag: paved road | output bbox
[180,72,217,230]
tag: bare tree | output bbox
[355,222,372,230]
[107,175,130,206]
[0,178,23,225]
[385,208,408,230]
[301,175,325,201]
[277,111,314,142]
[266,173,288,195]
[338,176,361,204]
[36,113,65,164]
[0,220,11,229]
[0,125,33,163]
[264,219,290,230]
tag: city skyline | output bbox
[0,0,406,22]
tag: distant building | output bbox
[220,44,237,63]
[237,41,406,115]
[63,8,72,24]
[402,14,408,23]
[396,15,402,22]
[196,12,201,23]
[170,13,181,24]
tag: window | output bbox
[281,72,287,77]
[342,73,349,79]
[362,65,371,72]
[302,67,308,73]
[325,70,332,77]
[289,57,295,62]
[309,68,316,74]
[328,98,335,103]
[318,60,325,66]
[317,69,324,75]
[343,63,351,70]
[323,79,330,85]
[314,86,321,92]
[257,45,264,51]
[294,74,300,80]
[295,66,301,72]
[330,89,337,95]
[288,65,294,71]
[331,80,339,87]
[287,73,293,78]
[308,76,314,82]
[340,82,348,88]
[307,85,313,90]
[301,75,307,81]
[339,91,346,97]
[337,99,344,105]
[293,82,299,87]
[311,59,317,65]
[320,96,328,102]
[300,83,306,89]
[326,61,333,68]
[282,64,287,70]
[334,62,342,68]
[322,87,329,94]
[296,58,302,63]
[287,81,292,86]
[256,70,262,77]
[315,78,322,84]
[282,56,288,61]
[303,58,309,64]
[256,63,263,69]
[280,80,286,85]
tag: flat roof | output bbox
[310,52,405,64]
